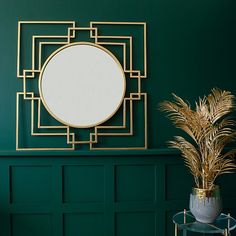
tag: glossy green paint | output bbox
[0,0,236,235]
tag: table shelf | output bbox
[173,210,236,235]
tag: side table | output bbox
[173,210,236,236]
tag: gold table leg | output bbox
[175,223,178,236]
[224,228,228,236]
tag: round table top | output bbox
[173,210,236,234]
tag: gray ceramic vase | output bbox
[189,185,222,223]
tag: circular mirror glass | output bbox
[39,42,126,128]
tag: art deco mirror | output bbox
[16,21,147,150]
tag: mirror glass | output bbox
[39,42,126,128]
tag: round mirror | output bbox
[39,42,126,128]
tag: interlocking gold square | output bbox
[16,21,147,150]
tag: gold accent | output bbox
[175,223,178,236]
[16,21,147,150]
[227,213,230,232]
[160,89,236,189]
[192,185,220,199]
[224,228,228,236]
[184,209,186,224]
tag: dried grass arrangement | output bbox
[160,88,236,190]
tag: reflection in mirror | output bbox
[39,42,126,128]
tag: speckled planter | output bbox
[189,186,222,223]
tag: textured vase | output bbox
[189,185,222,223]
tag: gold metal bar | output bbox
[130,98,134,135]
[17,22,21,78]
[32,36,36,76]
[228,213,230,234]
[123,97,127,126]
[67,27,71,43]
[91,21,146,25]
[129,36,133,75]
[94,27,98,43]
[37,99,41,128]
[89,136,93,149]
[184,209,186,224]
[31,100,34,135]
[31,133,68,136]
[17,147,74,151]
[23,72,26,98]
[96,126,126,130]
[96,133,132,136]
[123,43,126,70]
[66,127,71,143]
[96,36,132,39]
[224,228,228,236]
[175,223,178,236]
[138,75,141,95]
[144,93,148,149]
[91,147,147,150]
[39,126,68,129]
[96,42,125,46]
[68,27,97,30]
[143,22,147,78]
[40,42,67,45]
[18,21,75,24]
[34,35,69,38]
[39,42,42,69]
[16,93,19,149]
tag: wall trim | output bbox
[0,149,180,157]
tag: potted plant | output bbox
[160,88,236,223]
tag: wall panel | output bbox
[63,165,105,203]
[115,165,156,202]
[116,212,156,236]
[11,214,52,236]
[0,153,235,236]
[10,166,52,204]
[64,213,104,236]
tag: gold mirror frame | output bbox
[39,42,126,128]
[16,21,148,150]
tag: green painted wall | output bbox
[1,0,236,149]
[0,0,236,235]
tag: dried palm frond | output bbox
[160,88,236,189]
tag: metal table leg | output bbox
[175,223,178,236]
[224,228,228,236]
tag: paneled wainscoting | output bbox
[0,150,235,236]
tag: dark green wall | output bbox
[1,0,236,235]
[1,0,236,149]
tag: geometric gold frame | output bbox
[16,21,147,150]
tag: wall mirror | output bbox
[16,21,147,150]
[39,42,126,128]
